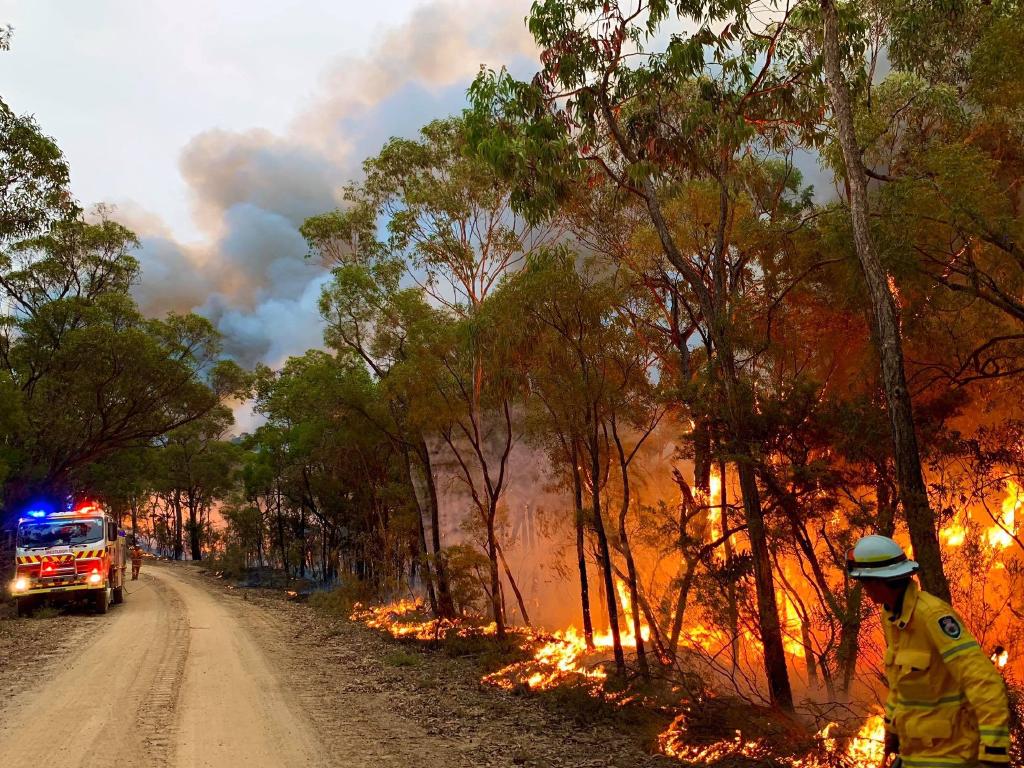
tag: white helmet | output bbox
[846,535,919,580]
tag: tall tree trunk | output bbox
[738,461,793,710]
[418,439,455,618]
[819,0,949,602]
[298,506,306,578]
[404,447,438,615]
[720,460,739,672]
[172,491,184,561]
[276,485,289,583]
[495,539,530,625]
[589,407,625,675]
[612,421,649,679]
[415,494,438,615]
[486,502,505,638]
[187,496,202,561]
[571,445,595,650]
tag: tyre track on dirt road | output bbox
[0,562,326,767]
[135,574,190,765]
[152,565,326,768]
[0,564,189,766]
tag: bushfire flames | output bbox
[352,593,889,766]
[351,480,1020,765]
[657,713,885,767]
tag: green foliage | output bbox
[0,216,237,514]
[0,98,77,248]
[308,576,376,617]
[442,543,491,615]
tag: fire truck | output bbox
[9,500,127,617]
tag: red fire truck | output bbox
[9,501,127,617]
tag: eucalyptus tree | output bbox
[151,407,240,561]
[0,217,245,516]
[316,260,457,614]
[249,349,420,590]
[0,97,76,250]
[468,0,824,707]
[498,246,668,673]
[307,116,558,630]
[815,0,952,600]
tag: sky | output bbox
[0,0,538,380]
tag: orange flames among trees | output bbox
[351,473,1022,765]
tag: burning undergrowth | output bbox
[349,597,889,767]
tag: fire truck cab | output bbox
[10,501,127,617]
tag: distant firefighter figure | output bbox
[131,543,144,580]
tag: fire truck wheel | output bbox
[112,584,124,605]
[15,597,34,618]
[93,587,110,614]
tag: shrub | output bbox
[309,575,375,617]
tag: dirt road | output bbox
[0,562,668,768]
[0,562,325,768]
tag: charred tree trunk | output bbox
[820,0,949,602]
[275,485,290,583]
[172,491,184,561]
[486,501,505,638]
[298,506,306,579]
[572,444,596,650]
[612,420,649,679]
[418,439,455,618]
[404,446,438,615]
[415,492,438,615]
[738,461,793,710]
[720,460,740,672]
[589,406,626,675]
[187,494,202,561]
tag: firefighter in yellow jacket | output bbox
[847,535,1010,767]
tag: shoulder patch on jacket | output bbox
[938,615,962,639]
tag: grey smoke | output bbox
[122,0,536,370]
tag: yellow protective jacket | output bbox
[882,581,1011,767]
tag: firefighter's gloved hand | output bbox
[883,732,899,755]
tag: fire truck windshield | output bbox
[16,518,104,549]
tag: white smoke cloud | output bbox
[123,0,536,373]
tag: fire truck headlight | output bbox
[88,572,103,585]
[12,577,28,592]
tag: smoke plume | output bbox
[119,0,537,371]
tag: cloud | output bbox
[121,0,537,372]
